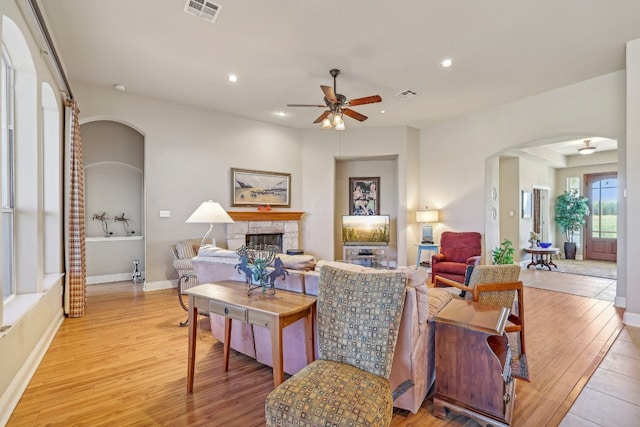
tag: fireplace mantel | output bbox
[228,211,304,222]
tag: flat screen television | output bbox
[342,215,390,246]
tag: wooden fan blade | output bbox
[287,104,326,107]
[347,95,382,106]
[342,108,368,122]
[321,85,338,104]
[313,111,331,123]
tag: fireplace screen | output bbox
[246,233,283,251]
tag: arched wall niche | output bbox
[81,119,146,284]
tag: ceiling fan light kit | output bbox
[287,69,382,130]
[578,139,597,155]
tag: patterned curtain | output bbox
[533,188,542,235]
[63,99,86,317]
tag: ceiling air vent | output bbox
[184,0,222,23]
[395,89,420,100]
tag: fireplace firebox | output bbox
[246,233,283,251]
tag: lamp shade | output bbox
[416,210,439,223]
[186,200,234,224]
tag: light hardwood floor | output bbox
[6,270,635,427]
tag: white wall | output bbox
[72,81,303,289]
[519,156,555,257]
[499,157,519,261]
[335,158,398,260]
[0,1,66,421]
[625,38,640,324]
[419,68,637,322]
[301,127,419,265]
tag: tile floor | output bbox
[560,326,640,426]
[517,267,640,426]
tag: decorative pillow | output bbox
[197,244,238,258]
[176,240,199,259]
[427,288,453,322]
[275,253,317,271]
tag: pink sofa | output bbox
[191,252,452,414]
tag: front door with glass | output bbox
[585,172,617,262]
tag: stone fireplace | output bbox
[226,211,304,253]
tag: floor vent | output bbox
[395,89,420,100]
[184,0,222,23]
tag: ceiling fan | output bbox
[287,69,382,129]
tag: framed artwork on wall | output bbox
[349,177,380,215]
[231,168,291,207]
[522,190,532,219]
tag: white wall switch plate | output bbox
[159,210,171,218]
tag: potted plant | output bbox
[554,190,590,259]
[492,239,515,265]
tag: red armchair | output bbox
[432,231,482,287]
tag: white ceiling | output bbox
[40,0,640,144]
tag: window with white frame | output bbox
[567,176,582,247]
[2,47,15,301]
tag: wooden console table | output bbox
[185,281,316,391]
[434,299,515,426]
[524,247,560,271]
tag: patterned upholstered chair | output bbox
[265,265,408,427]
[435,264,527,359]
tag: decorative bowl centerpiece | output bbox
[539,242,552,248]
[235,244,286,295]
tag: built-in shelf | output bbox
[86,236,144,242]
[228,211,304,221]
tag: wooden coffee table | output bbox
[524,247,560,271]
[185,281,316,391]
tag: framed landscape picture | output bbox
[349,177,380,215]
[231,168,291,207]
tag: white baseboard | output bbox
[143,279,177,292]
[87,272,146,285]
[614,296,626,309]
[0,311,64,426]
[623,310,640,328]
[86,275,176,292]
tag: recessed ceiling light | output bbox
[380,110,386,114]
[113,84,126,92]
[275,110,286,117]
[440,58,454,68]
[228,74,238,83]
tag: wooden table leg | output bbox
[187,295,197,392]
[223,317,232,372]
[271,317,284,387]
[304,305,315,365]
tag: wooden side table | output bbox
[434,299,516,426]
[186,281,316,391]
[415,243,440,267]
[524,247,559,271]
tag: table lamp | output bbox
[186,200,234,247]
[416,209,439,243]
